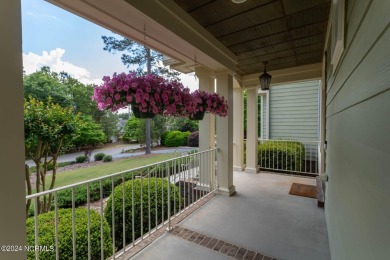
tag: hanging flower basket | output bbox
[132,106,155,119]
[92,72,192,118]
[187,90,228,120]
[190,110,205,120]
[92,72,229,119]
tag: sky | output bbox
[21,0,197,89]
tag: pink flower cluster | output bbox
[92,72,228,118]
[188,90,228,118]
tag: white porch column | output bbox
[195,66,215,190]
[195,66,215,150]
[215,71,236,196]
[233,84,244,171]
[245,88,260,173]
[0,1,27,259]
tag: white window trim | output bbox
[330,0,345,73]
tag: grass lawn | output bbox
[44,152,181,189]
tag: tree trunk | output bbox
[42,152,48,212]
[33,140,43,214]
[145,47,152,154]
[145,118,151,154]
[46,138,63,212]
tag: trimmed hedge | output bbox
[76,155,88,163]
[28,162,185,216]
[105,178,182,250]
[258,140,305,172]
[160,131,170,146]
[103,155,113,162]
[56,171,144,209]
[94,153,106,161]
[165,131,191,147]
[26,208,112,260]
[187,131,199,147]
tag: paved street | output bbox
[25,144,196,167]
[25,143,140,167]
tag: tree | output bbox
[122,117,142,143]
[60,73,98,115]
[118,112,130,120]
[122,115,167,146]
[72,116,106,149]
[23,67,72,107]
[101,36,180,80]
[169,117,199,132]
[24,98,78,216]
[98,111,119,142]
[24,67,120,146]
[102,35,181,154]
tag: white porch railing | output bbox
[258,139,321,175]
[25,148,217,260]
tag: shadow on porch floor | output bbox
[133,172,330,260]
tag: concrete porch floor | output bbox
[133,172,330,260]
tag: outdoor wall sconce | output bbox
[259,61,272,90]
[231,0,247,3]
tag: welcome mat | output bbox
[289,183,317,198]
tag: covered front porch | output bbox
[133,171,330,260]
[3,0,390,259]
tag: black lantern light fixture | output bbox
[259,61,272,90]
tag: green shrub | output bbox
[187,131,199,147]
[39,163,183,213]
[103,155,113,162]
[258,140,305,172]
[94,153,106,161]
[26,208,112,260]
[76,155,87,163]
[105,178,182,250]
[165,131,191,147]
[160,131,170,146]
[56,171,144,209]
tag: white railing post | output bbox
[99,181,104,260]
[122,174,126,252]
[34,197,39,260]
[71,188,76,260]
[167,161,172,231]
[86,185,91,260]
[55,192,59,260]
[111,177,116,259]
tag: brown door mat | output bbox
[289,183,317,198]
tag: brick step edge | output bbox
[171,226,278,260]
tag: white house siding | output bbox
[268,80,320,160]
[325,0,390,259]
[269,81,320,141]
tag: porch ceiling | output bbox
[47,0,329,78]
[173,0,330,75]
